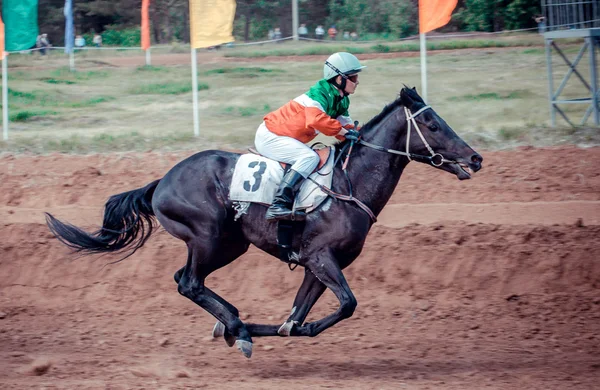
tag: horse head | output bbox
[398,86,483,180]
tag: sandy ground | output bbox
[1,146,599,389]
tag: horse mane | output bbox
[360,86,425,133]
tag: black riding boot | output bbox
[266,170,305,221]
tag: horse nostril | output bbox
[471,154,483,164]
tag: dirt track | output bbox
[1,146,599,389]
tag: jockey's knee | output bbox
[293,153,319,177]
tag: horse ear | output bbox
[400,88,414,109]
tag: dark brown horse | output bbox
[46,87,483,358]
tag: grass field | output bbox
[0,35,598,154]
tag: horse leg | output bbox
[244,269,326,338]
[245,256,353,338]
[277,269,326,336]
[291,253,357,337]
[177,240,253,358]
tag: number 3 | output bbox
[244,161,266,192]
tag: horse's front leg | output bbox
[277,268,326,336]
[291,252,357,337]
[242,268,326,337]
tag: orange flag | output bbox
[141,0,150,50]
[0,14,5,59]
[419,0,458,34]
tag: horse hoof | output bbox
[212,321,236,347]
[235,339,253,359]
[212,321,225,338]
[277,321,296,337]
[224,333,236,347]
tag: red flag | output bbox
[141,0,150,50]
[419,0,458,34]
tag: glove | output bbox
[344,129,361,141]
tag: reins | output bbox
[358,106,458,167]
[313,104,458,223]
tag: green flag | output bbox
[2,0,38,52]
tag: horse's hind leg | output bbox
[177,239,253,358]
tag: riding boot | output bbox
[266,169,306,221]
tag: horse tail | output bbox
[46,179,161,258]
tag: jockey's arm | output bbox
[305,107,344,136]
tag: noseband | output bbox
[358,105,456,167]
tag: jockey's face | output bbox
[336,74,359,95]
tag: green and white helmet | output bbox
[323,52,366,80]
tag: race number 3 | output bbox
[244,161,267,192]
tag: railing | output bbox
[541,0,600,31]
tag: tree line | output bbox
[0,0,541,46]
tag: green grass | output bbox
[49,68,110,80]
[224,37,542,58]
[448,90,534,101]
[135,65,169,73]
[67,96,116,108]
[522,48,545,55]
[0,131,200,153]
[221,104,271,117]
[0,38,597,154]
[498,127,528,141]
[41,78,77,85]
[4,88,115,109]
[10,110,58,122]
[129,82,209,95]
[204,67,283,75]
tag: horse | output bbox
[46,86,483,358]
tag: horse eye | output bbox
[429,123,439,132]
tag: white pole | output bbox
[2,54,8,141]
[145,48,151,66]
[69,52,75,72]
[420,33,427,103]
[292,0,299,41]
[191,48,200,137]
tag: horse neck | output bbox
[343,105,410,217]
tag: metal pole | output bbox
[545,38,556,126]
[191,48,200,136]
[146,48,151,66]
[588,37,599,125]
[2,54,8,140]
[292,0,299,41]
[420,33,428,103]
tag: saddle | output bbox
[229,146,335,215]
[229,146,336,269]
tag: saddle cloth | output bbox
[229,146,335,213]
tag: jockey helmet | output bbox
[323,52,366,80]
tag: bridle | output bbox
[357,105,458,167]
[309,103,460,223]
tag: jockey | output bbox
[255,52,366,221]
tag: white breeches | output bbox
[254,122,319,178]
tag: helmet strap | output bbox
[325,61,350,96]
[331,77,349,96]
